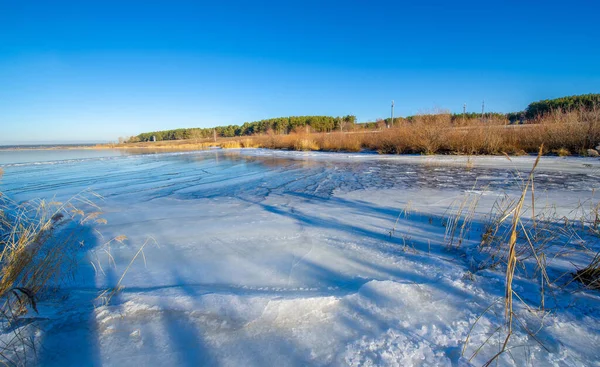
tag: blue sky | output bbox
[1,0,599,143]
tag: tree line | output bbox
[525,94,600,119]
[131,115,357,142]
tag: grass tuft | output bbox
[293,138,319,151]
[0,181,104,365]
[574,252,600,289]
[220,141,241,149]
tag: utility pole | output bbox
[391,100,395,128]
[213,128,217,142]
[463,103,467,123]
[481,100,485,123]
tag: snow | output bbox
[1,149,600,366]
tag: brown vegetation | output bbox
[105,108,600,156]
[240,109,600,155]
[0,187,106,365]
[575,253,600,289]
[454,149,600,364]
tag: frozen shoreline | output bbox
[3,146,600,173]
[2,149,600,366]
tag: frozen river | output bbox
[3,148,600,202]
[1,148,600,366]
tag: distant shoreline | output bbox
[0,140,225,152]
[0,144,104,151]
[3,127,600,158]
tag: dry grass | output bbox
[218,138,263,149]
[554,148,571,157]
[76,107,600,156]
[314,133,362,152]
[18,106,599,157]
[574,198,600,289]
[458,147,549,363]
[0,187,104,365]
[244,131,367,152]
[458,145,600,364]
[0,193,100,298]
[503,147,542,330]
[575,252,600,289]
[216,108,600,155]
[0,167,150,364]
[363,110,600,155]
[95,237,158,306]
[102,140,221,151]
[293,138,320,151]
[377,144,600,364]
[239,138,261,148]
[444,189,482,248]
[220,140,242,149]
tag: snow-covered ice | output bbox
[1,149,600,366]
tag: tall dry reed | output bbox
[0,182,103,365]
[210,109,600,155]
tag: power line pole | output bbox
[481,100,485,123]
[463,103,466,123]
[391,100,395,128]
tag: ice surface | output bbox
[1,149,600,366]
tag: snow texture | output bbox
[1,149,600,366]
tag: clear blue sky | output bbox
[1,0,599,143]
